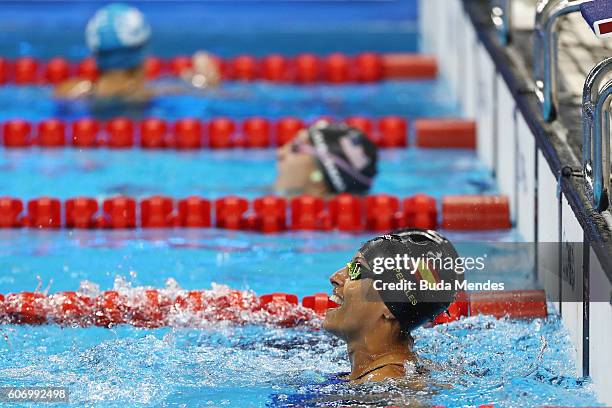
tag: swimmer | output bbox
[55,3,220,101]
[323,229,462,384]
[275,120,378,197]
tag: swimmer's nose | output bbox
[330,267,348,288]
[276,145,288,161]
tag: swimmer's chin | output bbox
[321,307,341,332]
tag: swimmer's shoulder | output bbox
[354,364,406,384]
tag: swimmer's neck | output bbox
[345,337,415,381]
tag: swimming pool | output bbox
[0,1,603,407]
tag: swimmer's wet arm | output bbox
[54,78,93,99]
[181,51,221,88]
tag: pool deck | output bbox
[465,0,612,283]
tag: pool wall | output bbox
[420,0,612,404]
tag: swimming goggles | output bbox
[347,260,363,280]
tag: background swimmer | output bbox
[275,121,378,197]
[55,3,220,101]
[323,230,461,384]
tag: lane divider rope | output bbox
[0,289,547,328]
[0,52,438,85]
[0,117,477,150]
[0,194,511,232]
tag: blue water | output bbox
[0,229,526,296]
[0,80,460,121]
[0,317,600,407]
[0,149,495,200]
[0,1,603,406]
[0,1,419,59]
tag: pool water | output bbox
[0,316,600,407]
[0,149,494,200]
[0,1,603,406]
[0,81,460,121]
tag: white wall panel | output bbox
[516,113,536,241]
[560,196,585,374]
[475,44,496,171]
[589,250,612,403]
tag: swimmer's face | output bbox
[323,252,388,340]
[274,130,320,195]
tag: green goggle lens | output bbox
[347,261,362,280]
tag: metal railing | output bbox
[534,0,588,122]
[491,0,513,44]
[583,58,612,211]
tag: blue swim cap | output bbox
[85,3,151,71]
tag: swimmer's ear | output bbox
[381,305,396,321]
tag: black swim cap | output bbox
[357,230,462,333]
[307,121,378,194]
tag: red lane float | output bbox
[354,52,383,82]
[48,291,93,325]
[295,53,321,83]
[172,118,202,149]
[276,117,305,146]
[144,57,164,80]
[261,54,288,82]
[329,194,363,232]
[106,117,134,148]
[382,54,438,79]
[0,58,8,84]
[442,195,511,231]
[290,195,326,230]
[140,117,167,148]
[433,291,470,324]
[243,117,270,148]
[44,58,71,84]
[404,194,438,230]
[169,55,192,76]
[215,196,249,230]
[2,119,32,147]
[37,119,66,147]
[76,58,98,81]
[253,196,287,233]
[14,57,39,84]
[102,197,137,229]
[230,55,259,81]
[365,194,402,231]
[65,197,98,229]
[177,196,211,227]
[141,196,174,228]
[0,197,23,228]
[469,290,548,319]
[72,118,99,147]
[0,290,547,328]
[302,293,338,315]
[378,116,408,147]
[208,117,237,148]
[325,53,351,83]
[415,119,477,149]
[27,197,61,229]
[4,292,47,324]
